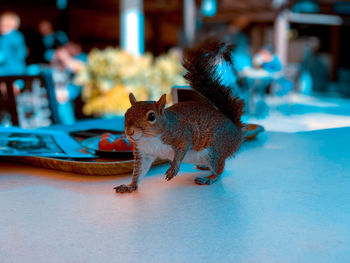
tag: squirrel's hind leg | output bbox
[194,154,225,185]
[194,173,221,185]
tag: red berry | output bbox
[98,138,114,151]
[101,133,112,139]
[114,138,133,151]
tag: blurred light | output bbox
[292,0,319,13]
[288,12,342,25]
[299,71,313,95]
[184,0,196,47]
[121,9,144,56]
[56,0,67,10]
[201,0,217,17]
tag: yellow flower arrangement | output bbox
[74,47,186,116]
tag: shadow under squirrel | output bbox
[114,41,244,193]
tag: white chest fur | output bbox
[136,136,209,166]
[137,136,174,160]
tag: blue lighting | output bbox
[292,0,320,13]
[56,0,67,10]
[201,0,217,17]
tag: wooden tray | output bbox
[5,156,166,176]
[3,124,263,176]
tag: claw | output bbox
[194,177,214,185]
[114,184,137,193]
[165,174,173,181]
[165,167,177,181]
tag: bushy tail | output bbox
[182,41,245,129]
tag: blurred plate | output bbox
[243,124,265,141]
[81,135,133,157]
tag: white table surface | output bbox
[1,126,350,263]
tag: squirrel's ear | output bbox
[129,93,137,105]
[156,94,166,114]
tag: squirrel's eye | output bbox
[147,112,156,122]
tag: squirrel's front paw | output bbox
[165,167,178,181]
[114,184,137,193]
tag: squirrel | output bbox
[114,41,245,193]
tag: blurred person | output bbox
[53,42,87,72]
[253,45,293,97]
[50,42,87,124]
[38,20,68,62]
[300,37,329,93]
[0,12,27,76]
[213,16,253,90]
[208,16,253,101]
[253,45,282,73]
[197,15,252,74]
[225,16,253,72]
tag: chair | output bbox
[0,72,60,127]
[171,85,211,104]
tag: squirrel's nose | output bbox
[126,128,135,136]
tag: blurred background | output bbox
[1,0,350,132]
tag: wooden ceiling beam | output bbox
[203,10,278,23]
[219,0,254,12]
[144,0,181,12]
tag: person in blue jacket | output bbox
[253,45,282,73]
[0,12,27,76]
[51,42,87,124]
[38,20,69,62]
